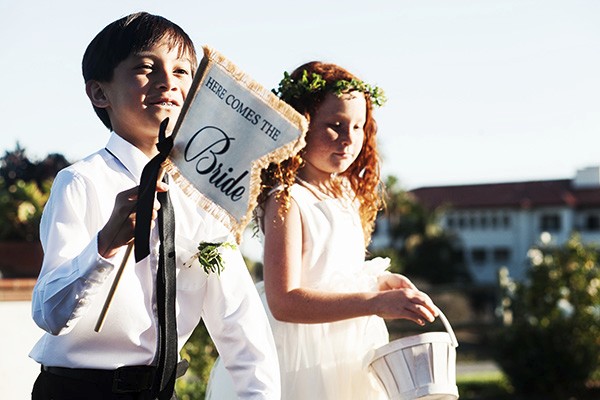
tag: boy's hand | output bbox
[98,182,168,258]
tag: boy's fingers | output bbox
[156,181,169,192]
[115,186,140,203]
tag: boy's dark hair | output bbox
[82,12,198,130]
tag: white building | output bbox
[375,166,600,285]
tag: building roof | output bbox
[410,179,600,210]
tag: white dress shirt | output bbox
[30,133,280,399]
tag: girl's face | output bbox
[93,40,194,156]
[299,92,367,183]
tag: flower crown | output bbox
[272,70,387,107]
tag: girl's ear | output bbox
[86,80,109,108]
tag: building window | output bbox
[479,215,487,229]
[493,247,511,264]
[540,214,561,232]
[469,216,477,229]
[502,215,511,228]
[446,216,455,229]
[585,215,600,231]
[490,215,498,228]
[471,248,487,265]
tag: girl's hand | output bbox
[378,272,418,291]
[373,287,439,326]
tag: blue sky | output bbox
[1,0,599,189]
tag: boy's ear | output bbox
[86,80,110,108]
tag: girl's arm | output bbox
[262,194,438,326]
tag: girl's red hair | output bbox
[256,61,384,244]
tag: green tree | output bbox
[373,175,469,284]
[0,143,69,188]
[0,178,51,241]
[494,235,600,398]
[0,144,70,241]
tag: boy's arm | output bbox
[202,247,281,400]
[31,170,115,335]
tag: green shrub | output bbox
[494,235,600,398]
[457,372,513,399]
[177,321,218,400]
[0,144,70,241]
[0,178,51,241]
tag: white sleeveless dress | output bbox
[206,183,389,399]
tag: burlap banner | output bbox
[164,47,307,242]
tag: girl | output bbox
[207,61,438,400]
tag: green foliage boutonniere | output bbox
[185,241,237,275]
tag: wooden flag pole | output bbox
[94,242,134,332]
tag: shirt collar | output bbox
[105,133,152,183]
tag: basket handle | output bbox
[437,309,459,348]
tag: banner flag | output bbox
[163,46,307,242]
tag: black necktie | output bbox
[155,175,178,400]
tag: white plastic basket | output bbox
[368,310,459,400]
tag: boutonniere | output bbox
[184,241,237,275]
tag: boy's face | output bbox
[89,40,194,156]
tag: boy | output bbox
[30,12,280,400]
